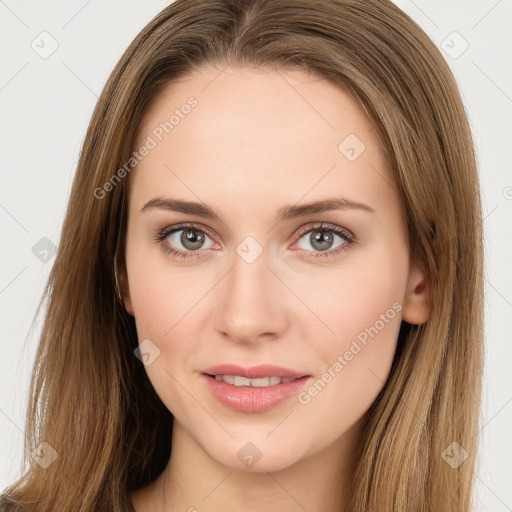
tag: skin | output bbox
[122,65,430,512]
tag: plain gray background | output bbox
[1,0,511,509]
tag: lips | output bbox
[201,364,312,413]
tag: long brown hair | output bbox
[0,0,484,510]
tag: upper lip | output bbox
[202,364,310,379]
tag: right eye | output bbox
[154,223,219,260]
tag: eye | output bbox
[154,223,218,260]
[292,222,355,258]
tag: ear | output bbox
[118,265,135,316]
[402,260,431,325]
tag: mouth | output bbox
[201,364,312,412]
[205,374,301,387]
[202,363,310,380]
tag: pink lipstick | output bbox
[201,364,312,413]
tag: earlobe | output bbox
[402,261,431,325]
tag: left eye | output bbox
[295,227,350,253]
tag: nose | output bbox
[213,249,289,344]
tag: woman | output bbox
[0,0,484,510]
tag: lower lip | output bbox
[202,374,311,413]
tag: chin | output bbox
[204,437,305,474]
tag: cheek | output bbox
[126,246,218,390]
[294,249,407,432]
[126,236,204,339]
[126,255,205,412]
[129,274,173,339]
[295,245,407,345]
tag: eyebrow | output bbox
[140,196,375,223]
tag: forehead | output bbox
[128,65,395,214]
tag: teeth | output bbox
[234,376,251,386]
[213,375,298,387]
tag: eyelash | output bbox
[153,222,356,260]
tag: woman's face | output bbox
[121,65,429,473]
